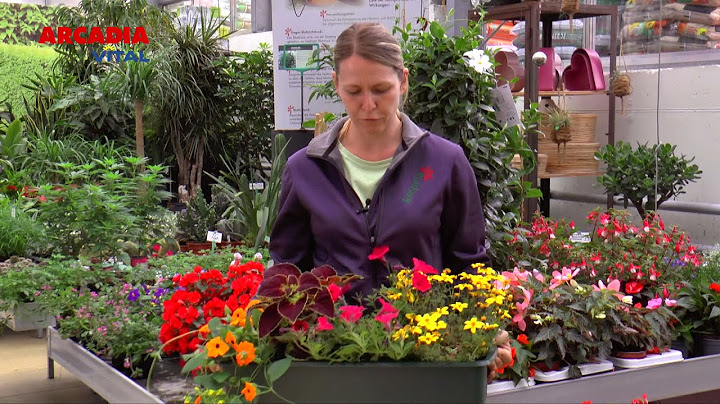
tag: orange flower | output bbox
[241,381,257,401]
[199,324,210,334]
[205,337,229,358]
[225,331,237,346]
[194,395,202,404]
[235,341,256,366]
[231,308,247,326]
[246,299,262,309]
[516,334,529,345]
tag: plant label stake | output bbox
[281,43,321,129]
[490,83,521,128]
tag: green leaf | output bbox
[181,352,207,374]
[266,357,292,383]
[194,374,222,389]
[568,365,582,379]
[213,371,231,383]
[708,306,720,320]
[535,327,552,342]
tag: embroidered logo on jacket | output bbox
[402,165,434,203]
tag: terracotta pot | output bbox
[613,350,647,359]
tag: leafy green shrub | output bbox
[215,45,275,179]
[595,141,702,218]
[0,43,57,117]
[0,199,46,259]
[0,3,58,45]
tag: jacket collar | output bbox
[306,112,429,170]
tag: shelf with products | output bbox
[470,3,618,219]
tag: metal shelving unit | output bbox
[470,3,618,218]
[487,354,720,403]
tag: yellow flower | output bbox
[411,326,423,335]
[387,292,403,300]
[435,306,449,316]
[418,332,440,345]
[454,283,474,291]
[464,317,481,334]
[442,268,452,275]
[392,328,408,341]
[485,295,505,306]
[435,320,447,330]
[450,302,468,312]
[407,292,415,303]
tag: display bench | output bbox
[46,327,190,404]
[470,3,618,218]
[487,354,720,403]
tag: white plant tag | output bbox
[206,230,223,243]
[490,83,521,128]
[569,231,591,243]
[250,182,265,190]
[11,206,16,218]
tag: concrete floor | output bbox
[0,327,105,404]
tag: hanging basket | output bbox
[611,74,632,97]
[569,113,597,143]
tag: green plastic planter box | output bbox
[259,351,495,404]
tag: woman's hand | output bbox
[488,330,513,383]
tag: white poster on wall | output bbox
[271,0,425,130]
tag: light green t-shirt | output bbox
[338,141,392,205]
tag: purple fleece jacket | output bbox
[269,113,489,301]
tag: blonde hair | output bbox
[334,22,405,81]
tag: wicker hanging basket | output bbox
[561,0,580,32]
[610,39,633,114]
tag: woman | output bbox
[269,22,489,300]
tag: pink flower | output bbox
[368,245,390,263]
[647,298,663,309]
[412,271,431,292]
[374,312,398,330]
[549,267,579,289]
[592,279,624,300]
[327,283,343,302]
[664,298,676,307]
[316,316,334,331]
[152,244,161,252]
[338,305,364,323]
[412,258,439,275]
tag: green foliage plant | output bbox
[177,189,218,243]
[0,43,57,117]
[595,141,702,218]
[207,134,288,248]
[0,3,58,45]
[0,199,47,259]
[215,45,275,177]
[36,157,171,260]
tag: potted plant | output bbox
[545,107,572,164]
[595,141,702,218]
[0,258,56,334]
[500,209,703,304]
[180,257,509,403]
[176,189,219,254]
[676,246,720,356]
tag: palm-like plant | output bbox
[151,12,228,199]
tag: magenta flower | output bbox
[338,305,364,323]
[317,316,334,331]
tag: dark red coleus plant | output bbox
[256,263,359,337]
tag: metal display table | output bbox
[48,326,720,403]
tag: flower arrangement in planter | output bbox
[501,209,702,303]
[180,259,511,403]
[502,267,676,379]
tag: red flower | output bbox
[582,401,592,404]
[516,334,529,345]
[710,283,720,293]
[625,281,644,294]
[338,305,364,323]
[6,184,17,191]
[291,320,309,332]
[374,298,399,330]
[368,245,390,263]
[152,244,161,252]
[412,271,431,292]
